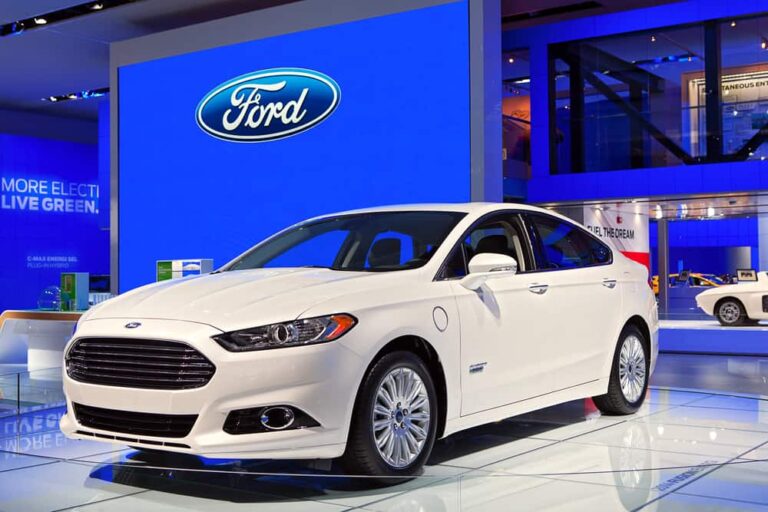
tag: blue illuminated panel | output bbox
[0,134,107,312]
[118,2,470,292]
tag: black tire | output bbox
[593,325,649,415]
[342,351,438,482]
[715,298,749,326]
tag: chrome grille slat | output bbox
[67,355,211,368]
[66,337,216,390]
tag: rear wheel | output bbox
[593,325,649,415]
[342,351,437,481]
[716,298,748,326]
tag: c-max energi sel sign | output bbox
[196,68,341,142]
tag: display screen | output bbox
[118,1,470,292]
[0,134,108,312]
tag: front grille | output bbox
[66,337,216,390]
[73,403,197,438]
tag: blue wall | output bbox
[649,217,760,276]
[503,0,768,203]
[0,134,108,312]
[118,2,471,292]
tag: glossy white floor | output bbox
[2,354,768,512]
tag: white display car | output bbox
[61,203,658,479]
[696,272,768,326]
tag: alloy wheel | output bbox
[618,334,646,403]
[719,302,741,324]
[372,367,431,468]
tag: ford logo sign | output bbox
[124,322,141,329]
[196,68,341,142]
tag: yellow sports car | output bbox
[652,273,724,295]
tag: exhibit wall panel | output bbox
[116,1,472,292]
[0,134,107,312]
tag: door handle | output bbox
[528,283,548,295]
[602,278,617,289]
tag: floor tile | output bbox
[430,422,556,468]
[634,404,768,433]
[61,491,350,512]
[685,394,768,412]
[0,460,143,512]
[362,471,663,512]
[646,388,712,407]
[660,492,768,511]
[568,420,768,460]
[675,459,768,505]
[0,450,55,473]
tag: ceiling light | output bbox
[508,57,515,64]
[707,206,716,217]
[650,35,656,42]
[34,18,47,25]
[91,2,104,9]
[42,87,109,103]
[730,21,737,27]
[655,205,663,220]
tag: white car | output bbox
[696,272,768,326]
[61,203,658,479]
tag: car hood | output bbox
[87,268,402,331]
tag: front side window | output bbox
[439,212,532,279]
[526,214,612,270]
[226,211,466,272]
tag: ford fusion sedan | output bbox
[696,271,768,326]
[61,203,658,478]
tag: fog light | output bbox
[223,405,319,435]
[260,406,295,430]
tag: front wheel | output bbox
[342,351,437,481]
[593,325,649,415]
[716,298,748,326]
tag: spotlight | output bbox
[67,93,78,99]
[650,35,656,42]
[91,2,104,9]
[707,206,716,218]
[34,18,47,25]
[730,21,737,27]
[655,205,663,220]
[48,96,58,102]
[508,57,515,64]
[762,38,767,50]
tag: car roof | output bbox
[311,202,553,219]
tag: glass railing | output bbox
[0,367,64,418]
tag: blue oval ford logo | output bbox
[196,68,341,142]
[124,322,141,329]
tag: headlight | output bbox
[213,314,357,352]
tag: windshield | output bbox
[226,211,466,272]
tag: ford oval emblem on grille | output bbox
[125,322,141,329]
[195,68,341,142]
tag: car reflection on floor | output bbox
[1,383,768,511]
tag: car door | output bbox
[439,211,557,416]
[523,212,621,390]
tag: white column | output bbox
[469,0,502,202]
[759,214,768,271]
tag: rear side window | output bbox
[526,214,612,270]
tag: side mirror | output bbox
[461,253,518,290]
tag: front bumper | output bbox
[61,318,363,459]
